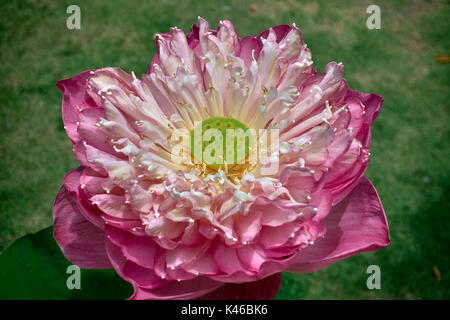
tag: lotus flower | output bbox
[53,18,390,300]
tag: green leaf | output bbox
[0,227,132,299]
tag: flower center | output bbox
[190,117,254,178]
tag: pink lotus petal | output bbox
[53,185,111,269]
[56,71,98,144]
[105,236,222,299]
[63,168,105,229]
[106,225,158,269]
[286,177,390,273]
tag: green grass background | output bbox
[0,0,449,299]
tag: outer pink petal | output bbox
[63,167,105,229]
[56,70,97,144]
[198,273,282,300]
[286,177,390,273]
[104,236,223,300]
[52,185,112,269]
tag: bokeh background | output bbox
[0,0,449,299]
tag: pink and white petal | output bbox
[90,194,138,219]
[286,177,390,273]
[53,185,111,269]
[77,107,122,156]
[217,20,240,55]
[198,272,282,300]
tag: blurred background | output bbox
[0,0,449,299]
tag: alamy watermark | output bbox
[366,265,381,289]
[66,264,81,290]
[66,5,81,30]
[366,5,381,30]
